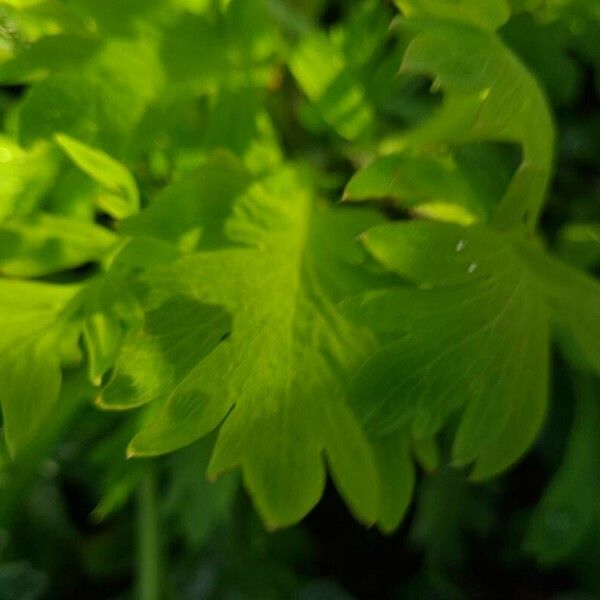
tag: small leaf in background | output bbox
[121,152,250,251]
[16,36,162,152]
[557,223,600,271]
[0,280,80,456]
[525,377,600,563]
[344,152,484,223]
[16,74,107,147]
[290,31,374,141]
[0,340,61,457]
[501,14,582,107]
[0,562,48,600]
[80,273,141,383]
[345,141,518,223]
[409,467,494,589]
[54,133,139,218]
[0,280,80,362]
[159,0,279,92]
[164,436,239,549]
[0,33,99,84]
[0,136,59,221]
[395,0,510,31]
[0,213,117,276]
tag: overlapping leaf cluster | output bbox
[0,0,599,538]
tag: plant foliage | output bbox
[1,0,600,596]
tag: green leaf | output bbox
[16,37,162,152]
[344,152,485,223]
[557,223,600,270]
[387,11,554,229]
[395,0,511,31]
[345,142,518,224]
[0,279,79,456]
[521,242,600,375]
[373,429,415,533]
[0,340,61,456]
[343,220,600,479]
[508,0,545,13]
[525,377,600,563]
[0,33,99,84]
[0,213,117,276]
[501,15,581,107]
[80,273,141,382]
[164,436,239,548]
[17,74,102,145]
[290,31,375,141]
[159,0,279,92]
[54,133,139,218]
[155,12,225,91]
[69,0,165,35]
[116,168,383,528]
[201,91,284,174]
[412,434,440,473]
[0,562,48,600]
[341,1,396,69]
[410,467,493,575]
[0,278,77,316]
[121,152,250,250]
[0,137,60,222]
[98,294,232,411]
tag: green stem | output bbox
[137,465,161,600]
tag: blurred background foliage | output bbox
[0,0,599,598]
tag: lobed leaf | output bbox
[378,8,554,229]
[344,220,600,479]
[109,167,386,528]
